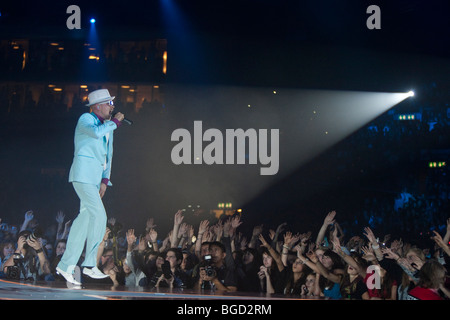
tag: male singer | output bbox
[56,89,125,285]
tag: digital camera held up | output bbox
[203,254,216,278]
[6,253,25,280]
[18,229,42,249]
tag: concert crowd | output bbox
[0,203,449,300]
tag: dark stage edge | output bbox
[0,279,307,300]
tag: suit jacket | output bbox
[69,112,117,186]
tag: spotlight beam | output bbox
[154,85,415,211]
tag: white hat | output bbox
[86,89,115,106]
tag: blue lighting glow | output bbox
[90,18,96,24]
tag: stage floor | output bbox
[0,278,303,300]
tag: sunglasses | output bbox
[100,101,114,107]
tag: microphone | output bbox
[113,112,133,125]
[122,117,133,125]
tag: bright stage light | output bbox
[90,18,96,24]
[407,90,415,97]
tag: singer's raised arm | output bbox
[78,113,120,139]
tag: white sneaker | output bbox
[66,282,82,290]
[82,267,109,279]
[56,267,82,286]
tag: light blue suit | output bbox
[69,112,116,186]
[58,112,118,274]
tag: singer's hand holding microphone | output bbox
[114,112,124,122]
[113,112,133,125]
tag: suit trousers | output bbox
[57,182,107,274]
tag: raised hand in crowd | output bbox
[171,210,184,247]
[316,210,336,247]
[126,229,136,252]
[20,210,34,232]
[249,224,263,249]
